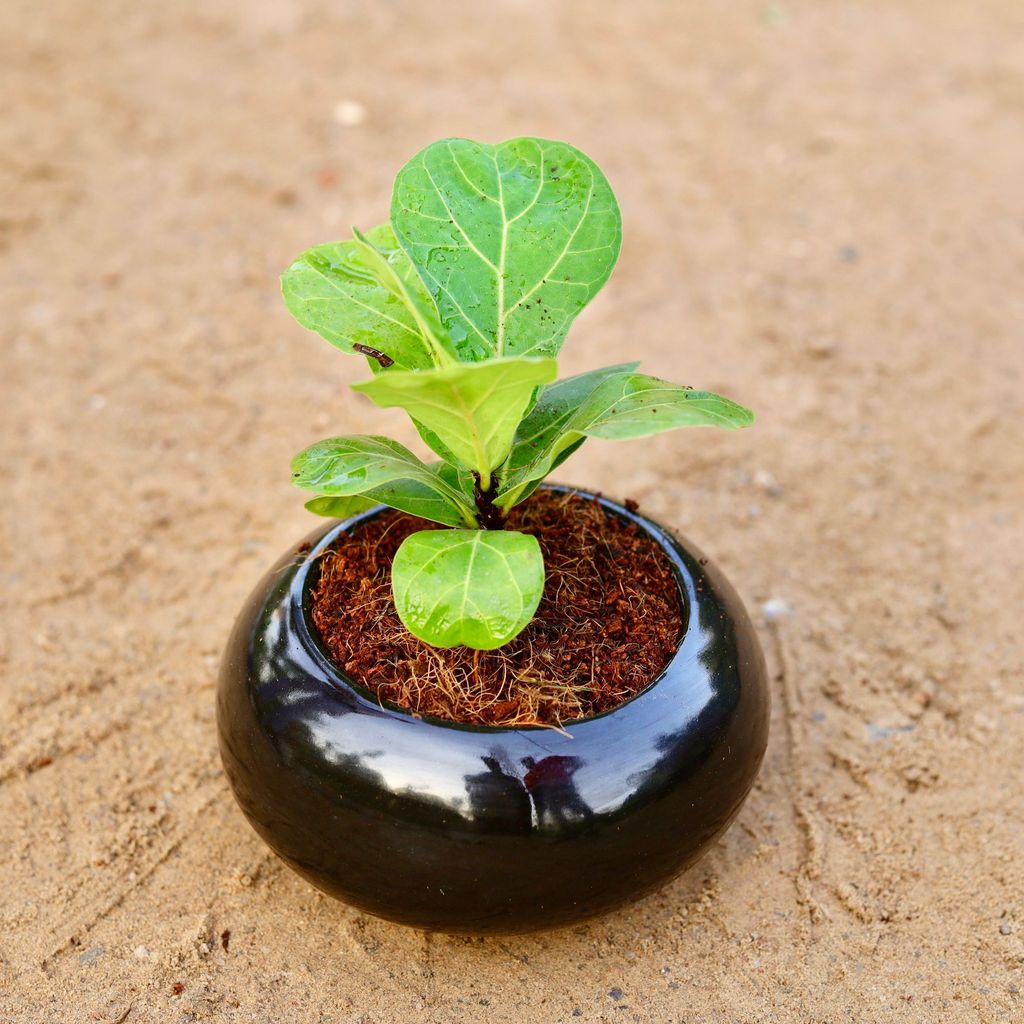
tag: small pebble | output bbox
[762,597,793,622]
[608,987,623,1001]
[753,469,782,496]
[134,945,150,959]
[1000,921,1012,935]
[867,721,915,742]
[333,100,366,127]
[78,945,104,965]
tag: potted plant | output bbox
[218,137,769,934]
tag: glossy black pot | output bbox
[217,487,769,934]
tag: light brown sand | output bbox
[2,1,1023,1021]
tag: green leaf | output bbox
[304,495,378,518]
[502,362,638,472]
[391,137,621,361]
[496,362,636,504]
[497,438,586,509]
[391,529,545,650]
[434,459,478,503]
[281,223,449,371]
[292,435,474,527]
[411,418,463,466]
[499,371,754,504]
[349,227,455,367]
[582,377,755,437]
[351,356,557,486]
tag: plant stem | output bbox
[472,472,506,530]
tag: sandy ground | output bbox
[2,1,1023,1021]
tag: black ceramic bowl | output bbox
[217,487,769,934]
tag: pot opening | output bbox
[303,489,687,729]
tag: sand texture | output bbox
[2,1,1022,1021]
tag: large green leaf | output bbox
[291,435,474,527]
[391,137,621,361]
[499,371,754,505]
[351,357,557,486]
[281,223,452,371]
[391,529,544,649]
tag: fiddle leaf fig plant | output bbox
[283,136,754,650]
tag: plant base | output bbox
[311,489,683,727]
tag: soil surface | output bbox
[311,490,683,727]
[2,1,1023,1022]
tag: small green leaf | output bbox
[433,459,478,503]
[292,435,474,527]
[352,356,557,486]
[349,227,455,367]
[391,137,621,360]
[392,529,544,649]
[281,223,447,371]
[411,418,463,465]
[496,438,586,509]
[500,371,754,504]
[304,495,378,518]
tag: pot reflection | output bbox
[521,756,594,830]
[465,754,532,831]
[218,487,769,933]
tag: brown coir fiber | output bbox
[309,490,684,728]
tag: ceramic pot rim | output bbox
[290,484,702,734]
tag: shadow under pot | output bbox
[217,487,770,934]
